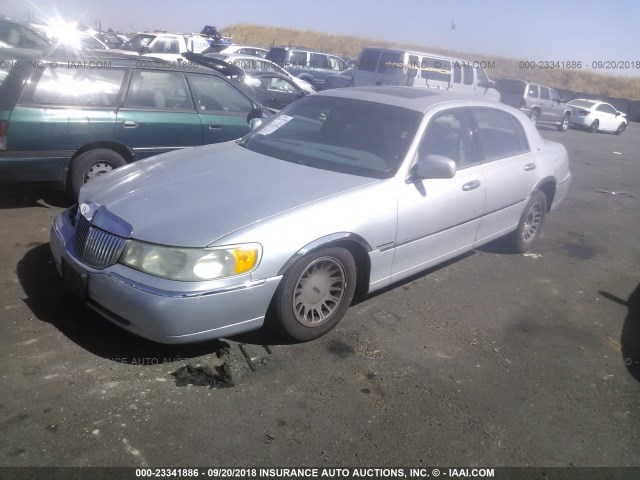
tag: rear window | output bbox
[495,79,526,95]
[568,100,595,108]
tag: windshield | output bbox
[240,96,421,179]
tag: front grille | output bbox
[74,214,127,269]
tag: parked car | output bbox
[28,24,108,50]
[94,31,126,49]
[494,78,572,131]
[266,46,348,90]
[50,86,571,344]
[352,47,500,100]
[324,67,354,89]
[0,18,51,49]
[0,48,265,197]
[203,53,316,94]
[241,71,307,110]
[118,32,210,60]
[205,44,268,58]
[567,99,628,134]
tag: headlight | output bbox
[119,240,261,281]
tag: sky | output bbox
[2,0,640,77]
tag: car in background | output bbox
[203,44,268,58]
[94,31,127,49]
[203,53,316,94]
[29,24,109,50]
[324,67,354,89]
[494,78,572,131]
[118,32,209,60]
[0,48,266,197]
[266,46,348,90]
[0,18,51,49]
[352,47,500,101]
[242,71,307,110]
[50,87,571,345]
[567,99,627,134]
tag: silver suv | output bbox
[495,78,572,132]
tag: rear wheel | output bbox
[510,191,547,253]
[272,247,356,341]
[530,109,540,127]
[69,149,127,198]
[589,120,599,133]
[615,122,626,135]
[557,113,570,132]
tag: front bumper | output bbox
[49,209,282,344]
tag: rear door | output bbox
[115,70,202,159]
[471,107,539,243]
[186,73,254,143]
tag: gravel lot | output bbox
[1,123,639,473]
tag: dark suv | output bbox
[494,78,572,131]
[0,49,263,197]
[266,46,348,90]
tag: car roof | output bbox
[314,86,503,113]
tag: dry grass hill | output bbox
[222,24,640,100]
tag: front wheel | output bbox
[69,149,127,198]
[510,191,547,253]
[615,122,626,135]
[272,247,357,341]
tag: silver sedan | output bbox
[50,87,572,344]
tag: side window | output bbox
[476,67,489,85]
[453,64,462,84]
[262,76,297,93]
[527,84,539,98]
[596,103,616,114]
[150,37,180,54]
[124,71,193,110]
[418,108,474,168]
[328,56,346,71]
[357,50,380,72]
[188,74,253,113]
[471,108,530,161]
[310,53,329,69]
[407,55,419,78]
[288,51,307,68]
[540,87,550,100]
[550,89,560,102]
[31,67,125,106]
[463,65,474,85]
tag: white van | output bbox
[353,47,500,100]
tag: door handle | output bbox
[462,180,481,191]
[524,163,536,171]
[122,120,138,128]
[208,123,222,131]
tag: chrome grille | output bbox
[74,214,127,269]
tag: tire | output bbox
[530,109,540,127]
[510,191,547,253]
[272,247,357,342]
[589,120,599,133]
[557,113,570,132]
[615,122,626,135]
[69,149,127,198]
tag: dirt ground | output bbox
[1,124,639,476]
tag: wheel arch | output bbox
[278,232,372,298]
[70,141,135,164]
[533,177,556,212]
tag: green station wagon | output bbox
[0,49,264,196]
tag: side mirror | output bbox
[413,154,456,180]
[247,106,264,123]
[249,118,263,130]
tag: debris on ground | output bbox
[171,341,234,388]
[596,188,629,196]
[523,253,542,259]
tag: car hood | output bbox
[79,142,378,247]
